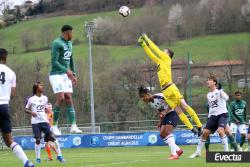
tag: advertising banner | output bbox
[14,130,244,150]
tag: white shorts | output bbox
[49,74,73,94]
[230,122,247,134]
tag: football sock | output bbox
[175,143,181,151]
[35,144,41,159]
[228,135,238,151]
[45,145,52,159]
[205,136,210,151]
[240,135,246,147]
[178,112,193,130]
[221,135,229,151]
[163,134,177,156]
[185,106,202,128]
[53,105,60,125]
[196,139,206,154]
[54,140,62,156]
[10,142,28,164]
[67,105,76,124]
[229,133,235,150]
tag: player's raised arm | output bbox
[51,41,68,73]
[138,36,160,63]
[142,34,166,59]
[219,89,229,101]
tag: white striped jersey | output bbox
[0,64,16,105]
[149,93,172,112]
[207,89,229,117]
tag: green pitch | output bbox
[0,145,249,167]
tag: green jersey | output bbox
[50,37,75,75]
[229,100,247,124]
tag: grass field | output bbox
[0,145,249,167]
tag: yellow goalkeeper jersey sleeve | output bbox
[142,40,172,88]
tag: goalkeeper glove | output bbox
[142,33,149,41]
[138,36,148,46]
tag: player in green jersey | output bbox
[49,25,82,135]
[229,91,247,151]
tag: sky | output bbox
[0,0,39,15]
[1,0,39,7]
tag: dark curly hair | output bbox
[138,86,150,97]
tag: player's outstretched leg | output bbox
[51,105,62,135]
[64,93,82,134]
[175,106,198,135]
[180,99,202,135]
[160,112,182,160]
[3,132,34,167]
[205,136,210,152]
[54,140,65,163]
[190,129,210,158]
[239,133,246,151]
[9,141,35,167]
[225,125,238,151]
[45,143,53,161]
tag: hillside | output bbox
[6,32,250,65]
[1,5,249,128]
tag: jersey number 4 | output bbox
[0,72,5,84]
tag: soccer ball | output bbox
[119,6,130,17]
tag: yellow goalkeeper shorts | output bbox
[162,84,183,109]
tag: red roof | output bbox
[207,60,243,66]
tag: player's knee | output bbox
[36,139,41,145]
[160,132,167,139]
[201,130,210,139]
[56,93,65,103]
[224,128,232,136]
[217,128,225,136]
[2,134,13,147]
[48,134,56,142]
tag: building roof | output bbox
[207,60,243,66]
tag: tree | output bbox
[34,56,43,81]
[223,52,234,96]
[237,45,250,94]
[168,3,184,38]
[0,0,13,16]
[15,6,22,22]
[39,24,55,49]
[20,31,36,52]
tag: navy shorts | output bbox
[0,104,12,133]
[32,122,55,142]
[248,124,250,134]
[205,113,228,133]
[161,111,179,127]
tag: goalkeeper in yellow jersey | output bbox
[138,33,202,135]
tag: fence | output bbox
[1,114,249,150]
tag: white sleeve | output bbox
[25,98,31,109]
[220,89,229,101]
[45,96,48,108]
[11,72,16,87]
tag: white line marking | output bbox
[0,152,10,157]
[82,160,150,167]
